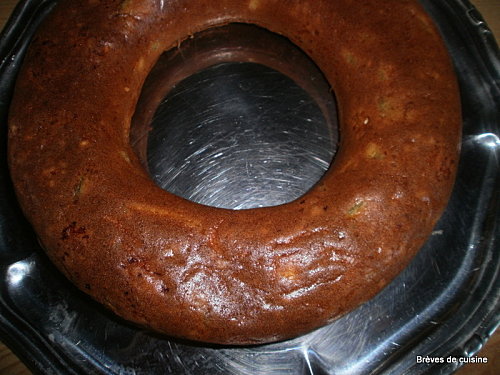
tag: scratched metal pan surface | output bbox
[0,0,498,374]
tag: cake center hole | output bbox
[131,24,338,210]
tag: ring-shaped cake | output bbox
[8,0,461,344]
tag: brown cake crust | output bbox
[8,0,461,344]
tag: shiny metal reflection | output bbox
[131,24,338,209]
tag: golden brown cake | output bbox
[8,0,461,344]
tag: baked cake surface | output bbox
[8,0,461,344]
